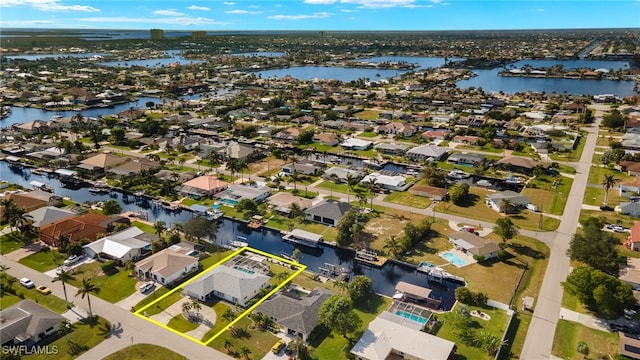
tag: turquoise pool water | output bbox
[234,266,255,274]
[221,198,239,206]
[395,310,427,324]
[441,252,468,267]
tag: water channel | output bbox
[0,160,460,309]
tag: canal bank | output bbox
[0,160,462,310]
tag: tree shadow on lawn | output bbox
[453,194,480,208]
[508,243,546,260]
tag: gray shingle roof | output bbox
[304,200,352,220]
[0,300,64,345]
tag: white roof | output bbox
[361,172,406,187]
[350,315,455,360]
[340,138,372,148]
[182,264,270,303]
[83,227,150,259]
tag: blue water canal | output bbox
[0,161,461,309]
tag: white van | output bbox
[526,203,539,212]
[139,282,154,293]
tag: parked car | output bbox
[19,278,35,288]
[63,255,80,266]
[625,310,637,320]
[139,281,155,293]
[271,339,286,354]
[613,225,627,233]
[36,285,51,295]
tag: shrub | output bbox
[101,260,116,273]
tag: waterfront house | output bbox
[620,161,640,176]
[281,161,323,176]
[26,206,75,228]
[177,175,229,199]
[135,244,198,286]
[350,312,456,360]
[409,184,448,201]
[77,153,129,174]
[0,193,47,222]
[340,138,373,150]
[304,200,352,226]
[267,192,313,214]
[39,213,128,247]
[83,226,156,263]
[374,143,409,155]
[496,156,542,174]
[323,167,366,183]
[313,132,340,146]
[406,145,449,162]
[256,287,333,340]
[221,184,272,204]
[360,172,407,191]
[486,190,532,213]
[0,300,64,346]
[447,153,486,166]
[273,127,303,143]
[448,231,500,260]
[182,263,270,307]
[107,158,160,178]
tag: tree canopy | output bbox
[566,220,625,275]
[493,218,519,245]
[102,199,122,215]
[449,182,470,205]
[317,295,362,339]
[184,216,219,242]
[563,266,635,317]
[347,275,373,308]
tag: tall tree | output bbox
[383,235,403,259]
[567,222,625,275]
[563,266,635,317]
[317,295,362,339]
[153,220,167,237]
[52,269,76,308]
[347,275,373,309]
[493,218,519,247]
[184,216,219,242]
[75,278,100,317]
[601,174,620,205]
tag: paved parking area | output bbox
[116,282,156,310]
[261,333,294,360]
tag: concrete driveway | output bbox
[115,281,156,311]
[261,333,294,360]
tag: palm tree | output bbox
[222,308,236,323]
[499,198,515,214]
[75,278,100,317]
[238,345,251,360]
[601,174,620,205]
[53,269,76,308]
[206,151,223,175]
[57,319,75,348]
[356,192,367,210]
[190,299,202,316]
[182,301,192,316]
[153,220,167,237]
[333,280,348,293]
[383,235,403,259]
[226,158,241,182]
[223,339,234,353]
[366,178,378,210]
[290,171,300,192]
[346,174,356,203]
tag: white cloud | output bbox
[404,4,433,8]
[153,9,185,16]
[223,2,235,5]
[78,16,226,26]
[268,12,333,20]
[305,0,337,4]
[536,8,544,12]
[339,0,415,8]
[340,9,360,12]
[0,0,99,12]
[225,9,263,14]
[188,5,210,11]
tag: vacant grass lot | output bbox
[434,188,560,231]
[0,234,24,254]
[552,320,618,360]
[436,303,511,360]
[208,314,280,359]
[23,316,111,360]
[103,344,187,360]
[0,277,68,314]
[265,215,338,242]
[522,175,573,215]
[67,262,137,303]
[143,291,184,316]
[19,249,63,272]
[383,191,432,209]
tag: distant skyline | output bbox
[1,1,639,31]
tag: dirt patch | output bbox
[249,157,288,177]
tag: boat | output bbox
[229,240,248,248]
[206,208,224,221]
[417,264,465,283]
[354,249,387,267]
[448,170,471,179]
[88,187,109,194]
[283,229,324,248]
[476,179,493,187]
[29,180,52,192]
[503,175,523,184]
[363,159,384,169]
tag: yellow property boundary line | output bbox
[134,246,306,346]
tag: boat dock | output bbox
[283,229,323,248]
[354,249,387,267]
[417,261,465,284]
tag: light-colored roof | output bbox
[340,138,372,148]
[27,206,75,227]
[395,281,432,299]
[80,153,128,169]
[182,264,270,303]
[496,156,539,169]
[448,231,501,256]
[350,314,455,360]
[406,145,449,158]
[487,190,531,206]
[84,227,153,259]
[267,192,313,211]
[620,257,640,286]
[135,247,197,277]
[361,172,406,187]
[181,175,229,192]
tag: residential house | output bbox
[624,222,640,251]
[304,200,352,226]
[409,184,448,201]
[619,332,640,360]
[26,206,75,228]
[421,129,450,141]
[452,135,482,145]
[39,213,127,247]
[12,120,50,135]
[619,257,640,289]
[0,193,48,222]
[618,201,640,217]
[486,190,532,213]
[340,138,373,150]
[406,145,449,162]
[256,287,333,340]
[182,263,270,307]
[107,158,160,177]
[496,156,542,175]
[20,190,63,207]
[273,128,303,143]
[350,312,456,360]
[313,132,340,146]
[621,132,640,153]
[361,172,407,191]
[375,122,417,137]
[374,143,409,155]
[225,142,260,161]
[619,177,640,198]
[0,300,64,346]
[282,161,323,176]
[448,231,501,260]
[77,153,129,174]
[135,243,199,285]
[620,161,640,176]
[83,226,157,263]
[267,192,313,214]
[220,185,272,204]
[323,167,366,183]
[447,153,486,166]
[177,175,229,199]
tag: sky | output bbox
[0,0,638,31]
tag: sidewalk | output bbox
[559,307,609,332]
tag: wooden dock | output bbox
[354,249,388,267]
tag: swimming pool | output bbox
[441,252,468,267]
[220,198,239,206]
[395,310,427,324]
[233,266,255,274]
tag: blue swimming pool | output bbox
[441,252,468,267]
[395,310,427,324]
[220,198,239,206]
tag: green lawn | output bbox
[587,165,633,185]
[23,316,111,360]
[521,175,573,215]
[353,110,380,120]
[435,304,511,360]
[143,291,184,316]
[200,301,232,342]
[103,344,187,360]
[434,188,560,231]
[359,131,377,138]
[1,275,69,313]
[310,295,393,360]
[208,313,279,358]
[383,191,432,209]
[552,320,618,360]
[167,313,200,332]
[19,249,64,272]
[0,234,24,254]
[548,135,586,162]
[264,216,338,243]
[131,221,156,234]
[67,262,137,303]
